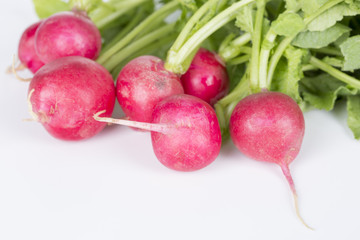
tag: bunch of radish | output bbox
[11,0,320,229]
[14,9,116,141]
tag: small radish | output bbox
[17,21,44,73]
[116,55,184,123]
[229,91,311,228]
[28,56,116,140]
[94,94,221,171]
[180,48,229,105]
[35,11,102,64]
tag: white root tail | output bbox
[27,89,39,121]
[293,192,314,230]
[6,62,26,74]
[11,55,32,82]
[93,110,170,134]
[280,164,314,230]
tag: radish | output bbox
[17,21,44,73]
[94,94,221,171]
[180,48,229,105]
[116,55,184,123]
[28,56,116,141]
[35,11,102,64]
[229,91,311,228]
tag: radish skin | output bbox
[35,11,102,64]
[116,56,184,123]
[229,91,312,229]
[17,21,44,73]
[180,48,229,105]
[28,56,116,140]
[95,94,221,171]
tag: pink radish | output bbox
[94,94,221,171]
[28,56,116,140]
[229,91,311,228]
[35,11,102,64]
[116,55,184,123]
[180,48,229,105]
[17,21,44,73]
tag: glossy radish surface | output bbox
[151,94,221,171]
[180,48,229,105]
[94,94,221,171]
[230,91,304,166]
[229,91,310,228]
[28,56,116,140]
[116,55,184,123]
[35,11,102,64]
[18,21,44,73]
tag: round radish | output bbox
[35,11,102,64]
[180,48,229,105]
[151,94,221,171]
[229,91,311,228]
[116,55,184,123]
[94,94,221,171]
[18,21,44,73]
[28,56,116,141]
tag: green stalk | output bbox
[95,0,150,29]
[110,33,177,78]
[258,29,276,89]
[301,64,318,72]
[214,103,228,139]
[266,0,344,85]
[97,1,179,65]
[217,68,250,107]
[311,47,343,56]
[232,32,252,46]
[165,0,257,74]
[220,33,251,61]
[215,69,250,138]
[170,0,215,53]
[309,57,360,89]
[228,55,251,65]
[103,23,176,71]
[101,8,145,53]
[249,0,266,92]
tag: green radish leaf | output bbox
[307,3,360,32]
[340,35,360,71]
[300,0,328,15]
[177,0,198,11]
[347,95,360,140]
[271,46,308,104]
[235,3,256,34]
[285,0,301,12]
[32,0,71,19]
[345,0,360,11]
[271,12,305,37]
[292,23,351,49]
[322,56,344,68]
[300,74,358,111]
[69,0,102,12]
[334,31,350,47]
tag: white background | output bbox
[1,1,360,239]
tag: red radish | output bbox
[94,94,221,171]
[229,91,311,228]
[17,21,44,73]
[35,11,102,64]
[28,56,116,141]
[180,48,229,105]
[116,55,184,123]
